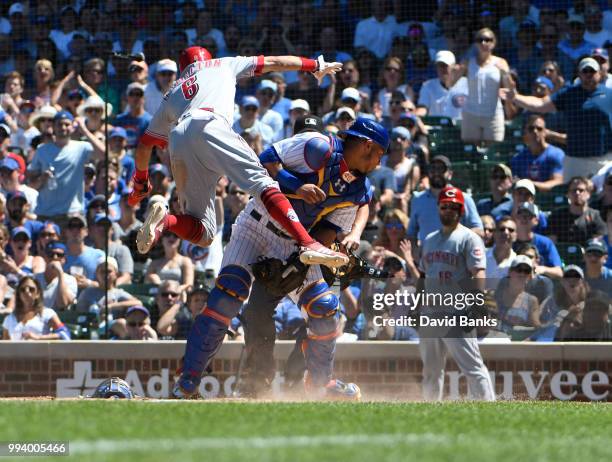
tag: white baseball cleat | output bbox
[299,241,349,268]
[136,202,167,254]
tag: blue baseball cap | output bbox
[45,241,67,254]
[93,213,112,225]
[11,226,31,240]
[67,88,86,100]
[54,110,74,122]
[149,163,170,177]
[0,157,20,171]
[109,127,128,140]
[534,76,554,91]
[257,80,278,93]
[126,305,150,318]
[241,95,260,108]
[43,221,61,236]
[390,126,411,141]
[339,117,390,151]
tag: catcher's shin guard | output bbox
[299,281,341,387]
[180,265,252,383]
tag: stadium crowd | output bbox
[0,0,611,343]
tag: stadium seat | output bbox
[422,116,455,128]
[118,283,159,297]
[58,312,99,340]
[555,242,584,267]
[449,161,477,193]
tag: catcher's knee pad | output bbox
[207,265,252,319]
[299,281,339,320]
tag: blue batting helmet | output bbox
[91,377,135,399]
[339,117,390,151]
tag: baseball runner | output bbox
[418,186,496,401]
[128,46,348,268]
[172,117,389,400]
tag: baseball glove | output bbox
[251,252,309,297]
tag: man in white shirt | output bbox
[353,0,400,59]
[144,59,177,115]
[584,5,611,48]
[485,216,518,290]
[417,50,468,120]
[255,80,284,143]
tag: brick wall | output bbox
[0,342,610,400]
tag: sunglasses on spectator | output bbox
[243,106,258,112]
[586,251,605,257]
[128,321,146,327]
[580,68,596,75]
[497,226,516,233]
[527,125,545,132]
[85,107,103,113]
[67,222,85,229]
[160,291,180,298]
[46,251,65,259]
[259,90,274,97]
[484,227,494,233]
[513,267,532,275]
[129,65,145,73]
[128,91,144,98]
[40,117,54,123]
[385,67,400,73]
[385,222,404,230]
[569,187,587,194]
[19,286,37,294]
[13,236,29,243]
[476,36,494,43]
[390,100,404,106]
[39,231,57,238]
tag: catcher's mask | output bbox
[91,377,135,399]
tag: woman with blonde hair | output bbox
[1,276,69,340]
[376,56,414,118]
[32,59,55,106]
[451,28,511,144]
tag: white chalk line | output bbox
[70,433,449,454]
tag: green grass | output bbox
[0,401,609,462]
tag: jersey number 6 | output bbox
[181,76,199,100]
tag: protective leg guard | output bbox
[176,265,252,398]
[299,281,341,387]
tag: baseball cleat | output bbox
[324,379,361,401]
[136,202,167,254]
[299,241,349,268]
[171,375,200,399]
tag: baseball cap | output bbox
[517,201,539,217]
[563,265,584,278]
[156,59,178,73]
[129,60,148,73]
[93,213,112,226]
[67,88,86,100]
[257,80,277,93]
[45,241,67,254]
[515,178,536,196]
[54,110,74,122]
[97,256,119,272]
[0,124,11,137]
[6,190,26,202]
[290,99,310,112]
[534,76,554,91]
[391,126,411,141]
[11,226,31,240]
[492,163,512,178]
[0,158,20,172]
[567,14,585,24]
[578,57,600,73]
[591,48,609,63]
[67,214,87,227]
[42,221,61,236]
[126,82,146,95]
[241,95,259,108]
[126,305,150,318]
[87,194,106,208]
[510,255,534,271]
[294,115,324,134]
[9,3,24,16]
[149,163,170,177]
[431,155,451,170]
[29,105,58,126]
[585,238,608,255]
[109,127,128,140]
[434,50,456,66]
[336,107,356,120]
[341,87,361,103]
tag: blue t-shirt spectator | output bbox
[514,234,562,268]
[550,84,612,159]
[29,140,94,217]
[113,111,152,149]
[510,145,565,182]
[64,246,105,281]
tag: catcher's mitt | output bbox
[251,252,308,297]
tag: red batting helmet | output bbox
[179,46,212,72]
[438,186,465,215]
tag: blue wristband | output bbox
[275,169,304,193]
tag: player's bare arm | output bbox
[261,56,342,84]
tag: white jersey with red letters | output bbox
[142,56,264,148]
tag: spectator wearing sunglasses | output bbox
[34,241,77,311]
[122,305,158,341]
[63,214,104,290]
[145,59,177,115]
[144,232,194,294]
[374,209,408,257]
[113,82,152,150]
[559,15,596,62]
[156,280,205,340]
[382,126,420,211]
[232,96,274,149]
[10,100,38,152]
[510,114,565,192]
[502,57,612,181]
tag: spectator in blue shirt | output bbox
[113,82,152,150]
[513,202,563,279]
[583,238,612,298]
[63,214,105,291]
[408,155,483,243]
[108,127,135,186]
[510,114,565,192]
[558,15,597,62]
[502,57,612,181]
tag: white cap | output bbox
[9,3,24,16]
[511,255,534,271]
[578,57,600,73]
[336,107,356,120]
[28,105,58,126]
[77,95,113,118]
[290,99,310,112]
[515,178,536,196]
[434,50,456,66]
[156,59,178,73]
[126,82,146,94]
[97,256,118,272]
[341,87,361,102]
